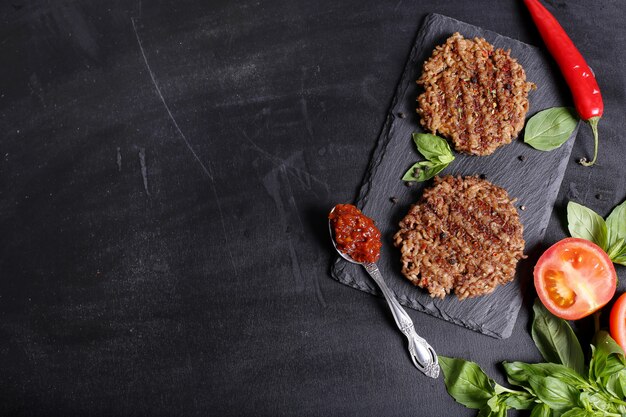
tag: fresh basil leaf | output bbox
[524,107,578,151]
[439,356,495,409]
[487,394,500,411]
[403,133,455,182]
[580,391,618,414]
[412,133,455,163]
[402,160,447,182]
[590,331,626,382]
[607,238,626,265]
[561,408,594,417]
[532,299,585,375]
[527,375,579,411]
[588,345,598,382]
[530,403,552,417]
[503,361,534,388]
[504,361,586,389]
[502,391,536,410]
[607,238,626,260]
[601,354,626,378]
[605,370,626,398]
[477,406,492,417]
[596,331,623,357]
[477,404,507,417]
[612,253,626,266]
[567,201,608,251]
[606,199,626,253]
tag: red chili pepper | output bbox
[523,0,603,166]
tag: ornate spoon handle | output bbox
[363,262,440,378]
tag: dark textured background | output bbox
[0,1,624,416]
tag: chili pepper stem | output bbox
[579,117,600,167]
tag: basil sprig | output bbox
[524,107,579,151]
[402,133,455,182]
[441,299,626,416]
[567,199,626,266]
[531,300,585,375]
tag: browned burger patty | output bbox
[416,33,535,156]
[393,176,525,300]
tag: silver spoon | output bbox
[329,211,439,378]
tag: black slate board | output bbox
[331,13,579,339]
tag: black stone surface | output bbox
[331,13,580,339]
[0,1,624,416]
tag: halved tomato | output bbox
[534,237,617,320]
[610,293,626,353]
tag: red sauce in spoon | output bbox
[329,204,382,263]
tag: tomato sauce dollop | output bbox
[329,204,382,264]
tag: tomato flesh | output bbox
[534,238,616,320]
[610,293,626,353]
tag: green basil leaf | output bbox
[503,391,536,410]
[606,199,626,252]
[588,344,598,381]
[605,370,626,398]
[439,356,495,409]
[561,408,594,417]
[487,395,500,411]
[530,403,552,417]
[607,238,626,260]
[590,331,626,382]
[412,133,455,163]
[601,355,626,378]
[581,391,618,414]
[503,361,533,388]
[402,160,447,182]
[504,361,586,389]
[477,404,507,417]
[524,107,578,151]
[567,201,608,251]
[532,299,585,375]
[527,375,579,411]
[611,253,626,266]
[477,406,492,417]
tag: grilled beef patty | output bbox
[393,176,525,299]
[416,33,535,156]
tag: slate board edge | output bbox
[355,14,436,209]
[332,258,508,338]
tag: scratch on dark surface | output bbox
[138,147,150,195]
[131,17,213,182]
[300,67,314,140]
[282,164,326,307]
[300,97,314,140]
[131,17,238,277]
[262,166,305,293]
[226,32,235,53]
[394,0,403,12]
[241,129,329,195]
[207,160,239,276]
[116,147,122,171]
